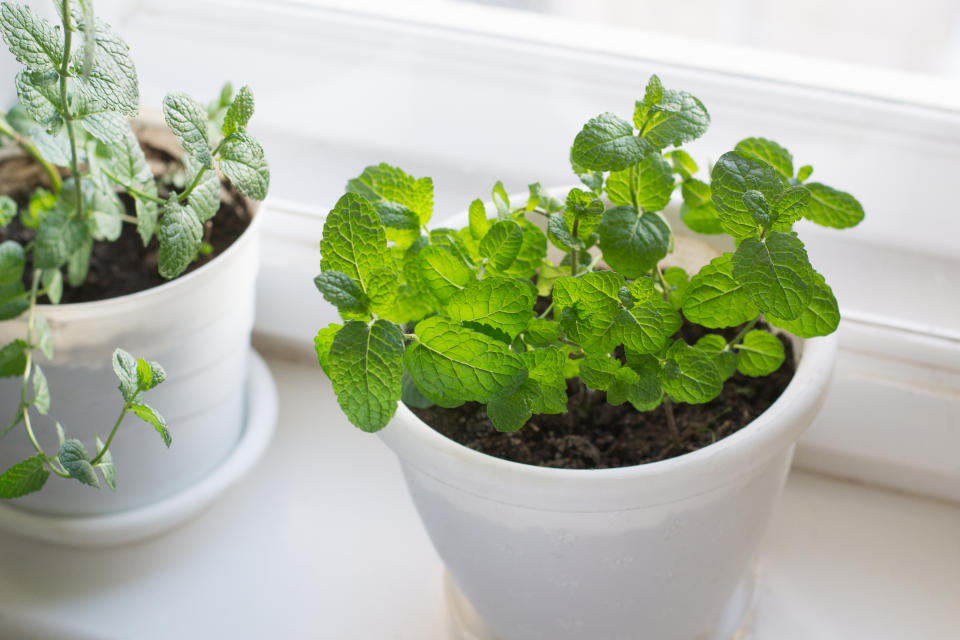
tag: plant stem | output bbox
[537,301,554,319]
[58,0,83,220]
[652,266,670,302]
[0,114,62,193]
[177,165,208,202]
[727,315,761,349]
[89,403,128,466]
[570,218,580,276]
[663,397,680,447]
[101,168,166,204]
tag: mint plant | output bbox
[0,0,269,498]
[314,75,862,440]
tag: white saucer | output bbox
[0,350,277,548]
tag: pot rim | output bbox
[379,323,837,512]
[25,199,265,319]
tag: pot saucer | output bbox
[0,350,277,548]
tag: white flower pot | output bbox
[380,325,837,639]
[0,202,266,517]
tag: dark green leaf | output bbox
[0,339,27,377]
[570,112,650,171]
[804,182,864,228]
[597,206,670,278]
[633,75,710,149]
[314,270,369,316]
[218,131,269,200]
[58,439,99,488]
[606,151,675,212]
[732,232,815,320]
[0,455,49,498]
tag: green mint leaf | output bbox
[770,185,810,231]
[693,334,738,381]
[15,69,61,128]
[32,364,49,414]
[487,347,568,431]
[491,181,510,219]
[0,3,62,69]
[0,195,15,225]
[607,365,662,411]
[496,218,546,280]
[742,190,770,228]
[164,91,211,164]
[6,103,70,165]
[563,188,604,238]
[0,454,49,498]
[66,234,92,287]
[35,316,52,359]
[579,355,620,391]
[555,271,624,354]
[222,85,254,136]
[401,369,433,409]
[58,439,100,488]
[570,112,650,171]
[766,271,840,338]
[735,330,785,377]
[547,212,582,252]
[633,75,710,149]
[804,182,864,229]
[94,436,116,492]
[314,270,369,316]
[606,151,675,213]
[130,403,171,447]
[732,232,815,320]
[41,268,62,305]
[346,163,433,226]
[99,125,152,184]
[366,267,399,315]
[468,199,489,239]
[734,137,794,179]
[479,220,523,271]
[135,199,158,246]
[112,348,139,403]
[681,178,711,208]
[416,245,473,305]
[711,151,784,239]
[446,276,535,340]
[321,192,392,295]
[373,201,420,250]
[662,266,689,309]
[72,21,139,117]
[135,357,151,390]
[157,201,203,279]
[405,316,526,407]
[0,282,28,320]
[524,318,560,346]
[596,205,670,278]
[218,131,269,200]
[328,319,404,432]
[615,301,672,355]
[33,210,88,269]
[184,158,220,223]
[0,240,25,285]
[662,340,723,404]
[75,101,128,144]
[665,149,698,179]
[0,339,27,377]
[797,165,813,182]
[681,201,723,234]
[314,323,342,378]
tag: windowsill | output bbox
[0,353,957,639]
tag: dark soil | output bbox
[0,143,251,304]
[411,321,796,469]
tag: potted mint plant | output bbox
[0,0,270,540]
[314,75,862,639]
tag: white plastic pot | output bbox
[0,202,264,517]
[379,333,836,640]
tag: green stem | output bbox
[89,403,129,466]
[101,168,166,204]
[59,0,83,220]
[652,266,671,302]
[0,114,62,193]
[727,315,761,349]
[177,165,208,202]
[537,301,554,320]
[663,397,680,447]
[570,218,580,276]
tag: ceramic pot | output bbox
[0,130,265,517]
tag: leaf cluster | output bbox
[315,75,862,434]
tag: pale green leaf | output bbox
[112,348,138,402]
[328,319,404,432]
[417,245,473,305]
[321,192,391,293]
[0,3,62,69]
[72,21,139,117]
[0,454,49,498]
[734,137,793,179]
[682,254,759,328]
[218,131,269,200]
[570,112,650,171]
[735,330,785,377]
[184,158,220,223]
[804,182,864,229]
[606,151,675,212]
[479,220,522,271]
[445,276,535,339]
[314,323,342,378]
[35,316,52,360]
[563,187,604,238]
[597,206,670,278]
[222,85,254,136]
[711,151,784,239]
[94,436,116,492]
[346,163,433,225]
[405,316,526,407]
[130,403,171,447]
[0,240,25,285]
[732,232,815,320]
[157,201,203,279]
[31,365,49,414]
[58,439,99,488]
[634,75,710,149]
